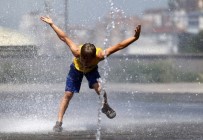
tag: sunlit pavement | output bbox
[0,83,203,140]
[0,82,203,94]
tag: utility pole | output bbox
[44,0,51,14]
[64,0,69,33]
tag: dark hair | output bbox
[81,43,96,58]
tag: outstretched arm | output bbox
[40,16,80,57]
[101,25,141,58]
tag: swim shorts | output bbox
[65,63,100,93]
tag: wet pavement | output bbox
[1,122,203,140]
[0,83,203,140]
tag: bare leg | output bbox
[103,91,108,104]
[92,82,108,104]
[58,91,74,122]
[53,91,73,132]
[92,82,116,119]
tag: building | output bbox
[173,10,188,31]
[187,11,203,33]
[143,8,172,27]
[170,0,203,33]
[91,9,179,55]
[131,8,179,55]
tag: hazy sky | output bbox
[0,0,168,29]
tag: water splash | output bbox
[96,0,120,139]
[96,88,105,140]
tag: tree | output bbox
[178,31,203,53]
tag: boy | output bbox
[40,16,141,132]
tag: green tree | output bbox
[178,31,203,53]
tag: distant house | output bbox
[172,10,203,34]
[0,26,37,58]
[143,8,172,27]
[129,8,179,55]
[90,9,179,55]
[173,10,188,31]
[187,11,203,33]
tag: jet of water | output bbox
[96,0,121,139]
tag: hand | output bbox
[134,25,141,39]
[40,16,53,25]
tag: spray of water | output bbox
[96,0,119,139]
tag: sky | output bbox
[0,0,168,29]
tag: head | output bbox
[80,43,96,65]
